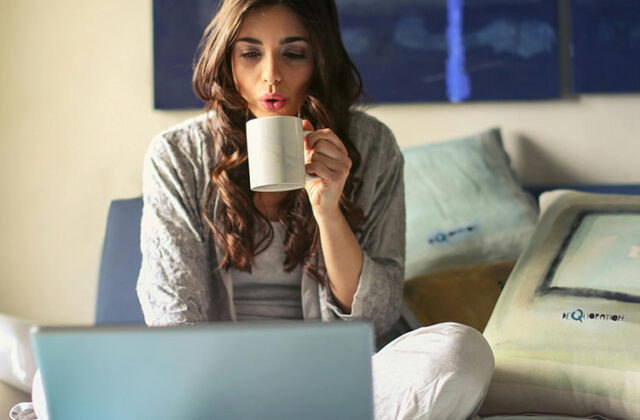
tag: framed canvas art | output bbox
[337,0,559,102]
[153,0,560,109]
[571,0,640,93]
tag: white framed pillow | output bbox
[402,128,537,280]
[481,190,640,418]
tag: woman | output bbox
[136,0,494,418]
[137,0,404,338]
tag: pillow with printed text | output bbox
[402,128,538,280]
[480,190,640,419]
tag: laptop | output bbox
[31,321,374,420]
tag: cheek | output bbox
[231,59,251,97]
[293,65,314,93]
[231,59,241,92]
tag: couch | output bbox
[2,127,639,418]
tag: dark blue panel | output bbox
[153,0,559,108]
[153,0,220,109]
[571,0,640,93]
[338,0,559,102]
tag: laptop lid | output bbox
[31,321,374,420]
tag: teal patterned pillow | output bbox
[402,128,538,280]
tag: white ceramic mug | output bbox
[246,115,317,192]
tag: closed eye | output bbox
[240,51,260,59]
[284,51,306,59]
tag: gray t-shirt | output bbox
[232,221,303,321]
[136,110,405,337]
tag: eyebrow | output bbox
[236,36,309,45]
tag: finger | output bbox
[302,120,315,153]
[310,138,348,161]
[302,119,315,134]
[306,128,348,155]
[302,122,316,156]
[305,161,344,183]
[306,129,346,154]
[309,151,352,174]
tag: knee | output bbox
[387,322,494,386]
[372,322,495,419]
[436,322,495,393]
[441,323,493,370]
[32,369,49,420]
[423,323,495,418]
[382,322,493,363]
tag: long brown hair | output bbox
[192,0,366,284]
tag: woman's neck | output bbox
[253,191,288,221]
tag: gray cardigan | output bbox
[136,110,405,337]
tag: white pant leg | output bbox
[31,369,48,420]
[372,322,495,420]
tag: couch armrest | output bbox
[0,381,30,418]
[0,314,37,393]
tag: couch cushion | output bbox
[481,190,640,418]
[403,260,515,332]
[402,128,537,280]
[96,197,144,325]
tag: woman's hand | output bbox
[302,120,351,219]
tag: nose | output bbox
[261,53,282,87]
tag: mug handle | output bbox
[302,130,320,182]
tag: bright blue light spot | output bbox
[446,0,471,102]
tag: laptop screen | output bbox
[32,321,374,420]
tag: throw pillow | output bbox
[480,190,640,418]
[402,128,538,280]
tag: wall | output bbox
[1,0,638,324]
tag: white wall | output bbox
[1,0,639,324]
[368,97,640,185]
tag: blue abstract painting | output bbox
[571,0,640,93]
[153,0,559,109]
[338,0,559,102]
[153,0,216,109]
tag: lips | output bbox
[259,93,287,111]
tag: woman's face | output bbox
[231,5,314,118]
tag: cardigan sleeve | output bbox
[321,121,406,336]
[136,129,213,326]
